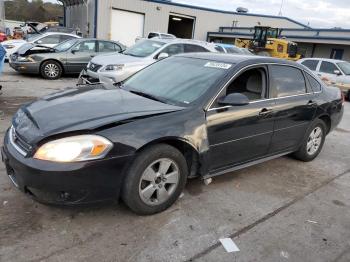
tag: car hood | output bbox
[12,86,184,144]
[16,43,55,56]
[91,53,148,66]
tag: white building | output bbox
[60,0,350,60]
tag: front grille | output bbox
[9,127,32,156]
[88,62,102,72]
[288,43,298,58]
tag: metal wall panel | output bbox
[96,0,305,41]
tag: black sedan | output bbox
[1,54,344,215]
[9,38,125,80]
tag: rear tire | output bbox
[40,60,62,80]
[122,144,188,215]
[293,119,326,162]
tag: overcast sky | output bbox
[47,0,349,29]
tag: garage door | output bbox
[110,9,145,47]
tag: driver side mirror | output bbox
[71,49,78,54]
[157,52,169,60]
[218,93,250,106]
[334,70,342,76]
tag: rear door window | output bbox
[319,61,338,74]
[270,65,307,98]
[60,34,75,42]
[184,44,209,53]
[301,60,319,71]
[161,44,184,56]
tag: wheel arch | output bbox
[318,114,331,134]
[136,137,201,178]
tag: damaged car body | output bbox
[9,38,125,79]
[1,54,344,215]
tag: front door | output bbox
[268,64,317,153]
[206,66,275,171]
[66,40,97,73]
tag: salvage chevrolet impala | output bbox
[1,54,344,215]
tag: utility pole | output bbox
[278,0,284,16]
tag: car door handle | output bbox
[90,55,95,58]
[259,108,273,116]
[307,100,317,106]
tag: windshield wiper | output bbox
[129,90,166,103]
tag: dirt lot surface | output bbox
[1,64,350,262]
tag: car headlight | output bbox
[103,64,124,71]
[34,135,113,162]
[17,56,35,62]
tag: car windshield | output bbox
[123,57,231,106]
[123,40,165,57]
[55,39,79,52]
[337,62,350,75]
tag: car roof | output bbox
[215,43,236,48]
[300,57,345,63]
[146,38,214,46]
[176,52,303,67]
[40,32,80,37]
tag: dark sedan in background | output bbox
[1,54,344,215]
[9,38,125,79]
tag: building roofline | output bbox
[143,0,310,28]
[208,31,350,43]
[219,26,350,33]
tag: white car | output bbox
[1,32,81,60]
[298,58,350,99]
[84,38,218,84]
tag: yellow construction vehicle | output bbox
[235,26,301,61]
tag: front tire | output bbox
[40,60,63,80]
[293,119,326,162]
[122,144,188,215]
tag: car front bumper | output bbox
[1,130,133,205]
[9,61,40,74]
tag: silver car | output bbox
[298,58,350,99]
[84,38,218,83]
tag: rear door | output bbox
[66,40,97,73]
[268,65,317,153]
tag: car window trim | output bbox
[206,62,312,111]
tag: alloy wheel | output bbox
[44,63,60,78]
[306,126,323,156]
[139,158,180,206]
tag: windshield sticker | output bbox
[204,62,232,70]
